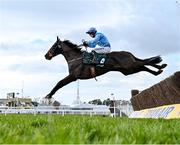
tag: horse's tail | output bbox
[145,55,162,64]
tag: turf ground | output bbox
[0,114,179,144]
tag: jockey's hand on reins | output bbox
[81,39,88,51]
[82,39,88,47]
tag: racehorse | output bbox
[44,36,167,99]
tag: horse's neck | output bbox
[64,51,81,60]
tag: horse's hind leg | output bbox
[148,64,167,70]
[142,66,163,76]
[135,56,167,70]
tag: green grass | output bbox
[0,114,179,144]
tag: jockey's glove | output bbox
[83,41,88,47]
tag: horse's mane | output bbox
[63,40,78,48]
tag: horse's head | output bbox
[45,36,63,60]
[45,36,81,61]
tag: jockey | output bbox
[83,27,111,54]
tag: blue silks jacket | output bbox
[86,32,111,48]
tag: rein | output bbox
[67,57,82,63]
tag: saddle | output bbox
[82,51,107,67]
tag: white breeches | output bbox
[93,47,111,53]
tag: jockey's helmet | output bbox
[86,27,97,35]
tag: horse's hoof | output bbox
[161,64,167,69]
[42,97,55,105]
[156,69,163,76]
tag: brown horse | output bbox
[44,36,167,98]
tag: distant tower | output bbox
[77,79,80,101]
[72,80,82,105]
[22,80,24,98]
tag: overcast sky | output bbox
[0,0,180,105]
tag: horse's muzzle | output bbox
[45,54,52,60]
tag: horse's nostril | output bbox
[45,54,50,60]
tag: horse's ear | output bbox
[57,36,60,41]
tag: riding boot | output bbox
[91,51,99,64]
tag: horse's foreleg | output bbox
[142,66,163,76]
[45,74,77,99]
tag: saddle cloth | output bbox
[82,51,107,66]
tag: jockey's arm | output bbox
[86,34,101,48]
